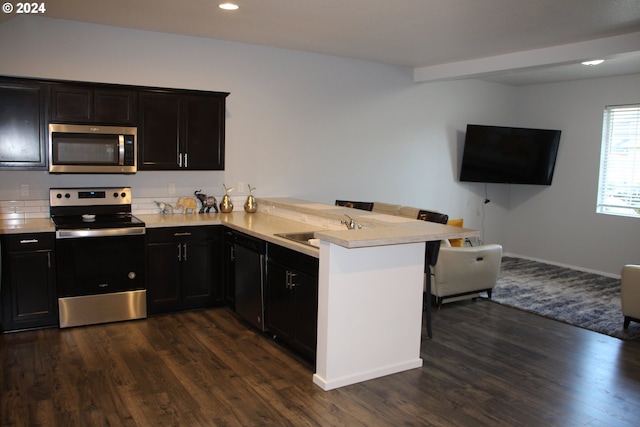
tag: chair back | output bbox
[335,200,374,211]
[417,209,449,267]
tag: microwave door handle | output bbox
[118,135,125,166]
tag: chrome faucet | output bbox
[341,214,359,230]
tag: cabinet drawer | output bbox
[4,233,54,252]
[147,226,220,243]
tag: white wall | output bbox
[4,17,637,276]
[16,16,640,276]
[506,73,640,275]
[0,16,514,247]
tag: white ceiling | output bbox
[5,0,640,85]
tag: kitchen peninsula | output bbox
[240,199,479,390]
[1,197,478,390]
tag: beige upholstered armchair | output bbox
[431,240,503,307]
[621,265,640,329]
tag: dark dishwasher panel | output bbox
[228,230,266,331]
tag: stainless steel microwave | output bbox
[49,124,137,174]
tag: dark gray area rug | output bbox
[491,257,640,340]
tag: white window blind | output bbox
[597,104,640,218]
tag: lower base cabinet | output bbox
[146,226,223,314]
[1,233,58,331]
[266,244,319,362]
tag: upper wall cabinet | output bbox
[138,90,228,171]
[50,84,137,125]
[0,77,47,170]
[0,76,229,171]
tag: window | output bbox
[597,104,640,218]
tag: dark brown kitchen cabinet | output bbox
[1,233,58,331]
[146,226,223,314]
[138,90,227,170]
[266,244,319,362]
[0,78,47,170]
[223,229,236,309]
[50,84,137,125]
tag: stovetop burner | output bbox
[49,187,145,234]
[53,213,145,230]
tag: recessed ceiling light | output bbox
[219,3,239,10]
[581,59,605,66]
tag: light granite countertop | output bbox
[0,198,478,258]
[258,198,479,249]
[140,210,322,257]
[0,217,55,234]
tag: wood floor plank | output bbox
[2,301,640,426]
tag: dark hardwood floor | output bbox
[2,300,640,426]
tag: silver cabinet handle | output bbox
[184,153,188,168]
[20,239,39,244]
[177,243,188,261]
[286,271,298,289]
[173,232,192,237]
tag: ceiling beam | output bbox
[413,32,640,83]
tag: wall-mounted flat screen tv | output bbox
[459,124,561,185]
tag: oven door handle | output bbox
[56,227,146,239]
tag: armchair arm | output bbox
[432,244,503,297]
[622,265,640,319]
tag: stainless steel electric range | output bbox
[49,187,146,328]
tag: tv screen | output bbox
[459,124,561,185]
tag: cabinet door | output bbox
[138,92,181,170]
[51,85,137,124]
[51,85,93,122]
[265,261,293,341]
[7,251,56,322]
[223,231,236,308]
[1,234,57,331]
[182,238,223,309]
[292,270,319,360]
[0,79,47,169]
[183,94,225,170]
[94,89,137,124]
[146,241,182,313]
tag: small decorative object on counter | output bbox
[175,197,197,214]
[220,184,234,213]
[194,190,219,213]
[154,201,174,214]
[244,184,258,213]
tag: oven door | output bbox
[56,233,146,297]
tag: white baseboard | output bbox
[502,252,621,279]
[312,358,423,391]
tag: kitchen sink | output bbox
[275,231,320,247]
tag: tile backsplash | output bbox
[0,199,50,219]
[0,195,252,219]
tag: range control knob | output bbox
[56,193,62,199]
[113,192,119,198]
[121,192,127,198]
[64,193,71,199]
